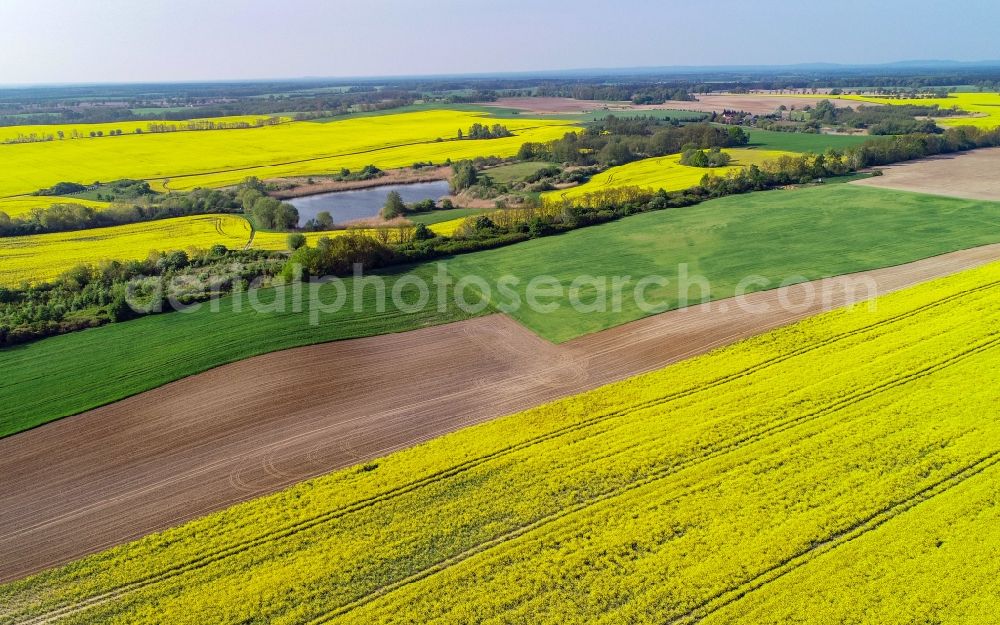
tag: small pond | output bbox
[288,180,450,226]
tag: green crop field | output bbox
[3,184,1000,436]
[0,263,479,438]
[447,184,1000,341]
[407,207,487,225]
[745,128,870,152]
[5,260,1000,624]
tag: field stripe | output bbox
[298,334,1000,624]
[149,123,576,188]
[666,450,1000,624]
[7,281,997,625]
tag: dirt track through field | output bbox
[3,244,1000,582]
[851,148,1000,201]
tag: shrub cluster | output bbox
[0,247,283,346]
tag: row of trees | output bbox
[1,118,285,144]
[283,233,397,279]
[848,126,1000,167]
[560,126,1000,211]
[459,123,512,140]
[535,83,695,104]
[679,147,732,168]
[517,120,749,168]
[380,191,449,219]
[0,86,419,128]
[804,100,958,135]
[35,179,155,201]
[8,118,1000,345]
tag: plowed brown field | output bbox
[488,94,855,116]
[3,243,1000,582]
[851,148,1000,201]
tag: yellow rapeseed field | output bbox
[0,110,577,198]
[545,148,793,202]
[840,92,1000,128]
[0,195,110,219]
[0,215,252,286]
[4,259,1000,624]
[813,92,1000,129]
[0,115,291,144]
[422,216,468,237]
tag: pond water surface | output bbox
[288,180,450,226]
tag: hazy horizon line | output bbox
[4,58,1000,90]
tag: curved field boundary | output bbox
[8,273,1000,625]
[850,148,1000,202]
[0,214,253,286]
[546,148,792,202]
[2,244,1000,586]
[150,122,574,191]
[304,335,1000,624]
[666,450,1000,624]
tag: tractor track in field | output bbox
[299,332,1000,624]
[667,448,1000,625]
[2,243,1000,599]
[148,123,575,190]
[9,282,998,625]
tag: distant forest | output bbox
[4,64,1000,127]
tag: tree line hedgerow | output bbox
[0,247,283,346]
[516,118,750,169]
[3,123,999,347]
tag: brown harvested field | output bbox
[3,244,1000,582]
[486,96,631,113]
[488,94,856,116]
[646,94,857,115]
[851,148,1000,201]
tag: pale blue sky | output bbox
[1,0,998,84]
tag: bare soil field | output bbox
[269,166,451,199]
[3,244,1000,582]
[851,148,1000,201]
[487,96,631,113]
[651,94,856,115]
[488,94,856,116]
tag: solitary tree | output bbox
[413,223,433,240]
[449,160,478,192]
[274,203,300,230]
[315,211,334,229]
[381,191,406,220]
